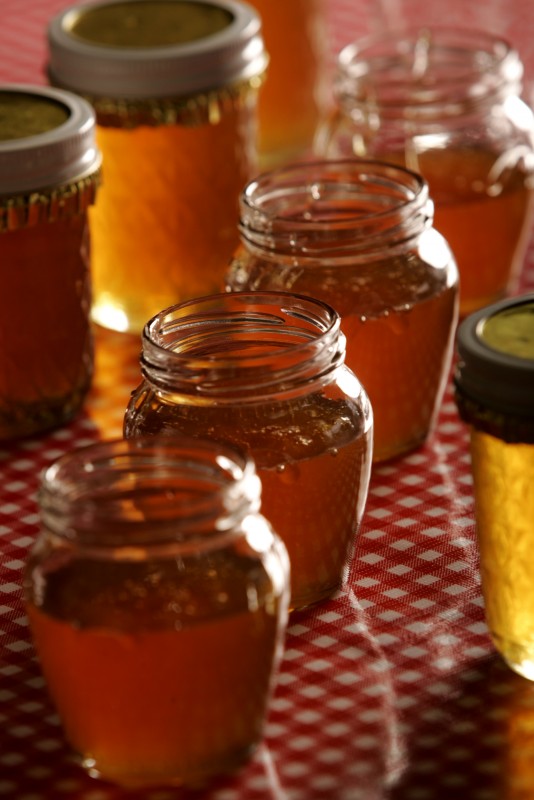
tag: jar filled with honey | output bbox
[454,294,534,682]
[226,159,459,462]
[123,291,373,610]
[47,0,268,334]
[24,436,290,788]
[248,0,330,167]
[315,27,534,316]
[0,84,101,441]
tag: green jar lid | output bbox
[47,0,267,99]
[455,294,534,418]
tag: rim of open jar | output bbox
[140,290,351,402]
[39,435,263,551]
[237,159,433,259]
[335,26,524,123]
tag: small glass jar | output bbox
[123,291,373,610]
[47,0,268,334]
[454,294,534,681]
[24,436,289,788]
[0,84,101,441]
[226,159,459,462]
[248,0,330,167]
[315,27,534,316]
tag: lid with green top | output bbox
[47,0,268,99]
[455,294,534,418]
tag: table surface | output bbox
[2,2,534,799]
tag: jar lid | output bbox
[455,294,534,417]
[47,0,268,99]
[0,84,100,194]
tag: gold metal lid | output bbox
[47,0,267,99]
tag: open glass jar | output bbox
[123,291,373,610]
[226,159,459,462]
[47,0,267,333]
[0,84,101,440]
[24,436,289,788]
[315,27,534,316]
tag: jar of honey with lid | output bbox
[315,28,534,316]
[24,435,290,787]
[248,0,330,167]
[123,291,373,611]
[47,0,268,334]
[0,84,101,441]
[226,159,459,462]
[454,294,534,681]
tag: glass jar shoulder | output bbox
[227,235,457,319]
[124,378,370,468]
[24,520,284,633]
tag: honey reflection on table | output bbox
[85,324,142,439]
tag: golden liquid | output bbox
[470,429,534,679]
[228,247,457,462]
[90,105,255,334]
[0,216,92,439]
[249,0,329,166]
[26,547,282,787]
[124,390,372,610]
[379,147,534,316]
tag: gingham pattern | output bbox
[2,2,534,799]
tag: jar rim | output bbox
[336,26,523,117]
[141,290,349,401]
[238,159,432,256]
[39,435,262,549]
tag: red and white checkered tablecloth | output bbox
[2,2,534,799]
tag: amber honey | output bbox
[27,552,282,787]
[0,86,100,440]
[227,161,458,462]
[89,109,253,332]
[249,0,329,166]
[24,437,289,787]
[123,292,373,610]
[318,28,534,315]
[379,147,534,316]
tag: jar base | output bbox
[80,741,258,789]
[492,634,534,682]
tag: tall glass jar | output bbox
[315,27,534,316]
[47,0,267,333]
[0,84,101,440]
[226,159,459,462]
[454,294,534,681]
[248,0,330,167]
[24,436,289,788]
[123,291,373,611]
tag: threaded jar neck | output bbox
[141,291,347,402]
[238,159,433,261]
[39,436,261,550]
[335,27,524,126]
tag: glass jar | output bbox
[226,159,459,462]
[248,0,330,168]
[47,0,268,334]
[123,291,373,610]
[24,436,289,788]
[454,294,534,681]
[0,84,101,441]
[315,27,534,317]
